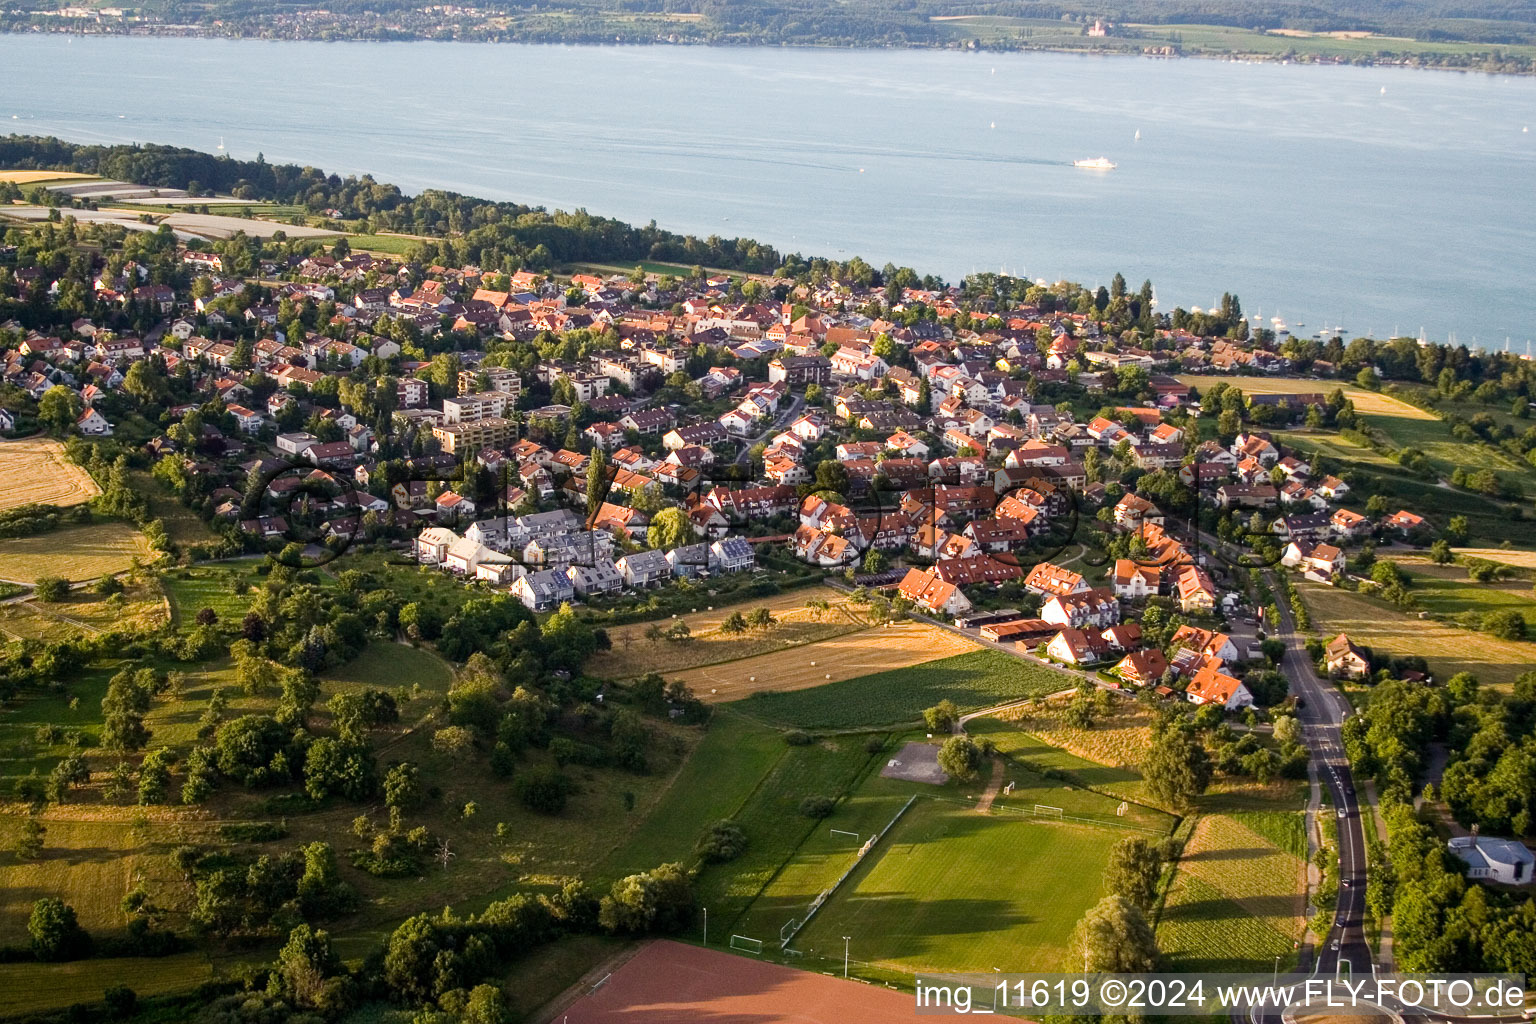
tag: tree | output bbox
[383,761,423,813]
[1483,609,1526,641]
[585,448,610,518]
[1273,715,1303,746]
[274,923,344,1010]
[29,897,90,961]
[937,735,983,781]
[923,700,960,733]
[462,985,513,1024]
[37,386,82,435]
[33,576,69,603]
[1070,894,1158,972]
[15,816,45,860]
[1102,837,1163,912]
[598,862,694,935]
[719,611,748,635]
[646,507,696,551]
[1143,726,1211,810]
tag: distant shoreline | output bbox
[2,23,1533,78]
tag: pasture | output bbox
[731,648,1067,729]
[161,567,258,629]
[792,798,1116,973]
[0,437,100,510]
[678,620,980,704]
[1157,814,1306,971]
[0,521,154,583]
[1297,581,1531,686]
[1389,558,1536,631]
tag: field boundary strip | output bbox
[779,793,917,951]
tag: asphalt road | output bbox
[1264,569,1372,980]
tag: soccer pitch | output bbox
[787,797,1118,973]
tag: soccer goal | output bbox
[779,918,800,945]
[1033,804,1064,819]
[730,934,764,955]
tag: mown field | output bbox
[731,649,1069,729]
[678,620,981,703]
[1455,547,1536,570]
[0,437,100,511]
[0,584,167,643]
[0,953,214,1017]
[0,170,100,184]
[585,586,865,680]
[1297,581,1531,686]
[161,566,259,629]
[1157,814,1306,971]
[0,521,154,583]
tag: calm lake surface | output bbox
[3,36,1534,347]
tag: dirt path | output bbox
[974,755,1005,813]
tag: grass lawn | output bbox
[732,649,1070,729]
[0,953,213,1016]
[1297,581,1532,687]
[969,717,1170,826]
[694,731,883,930]
[1157,814,1306,972]
[0,521,155,583]
[793,798,1116,973]
[322,641,454,696]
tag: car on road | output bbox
[1331,940,1340,951]
[1338,808,1347,818]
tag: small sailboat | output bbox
[1380,86,1386,95]
[990,122,996,129]
[216,136,225,152]
[1134,129,1141,140]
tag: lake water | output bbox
[3,36,1534,347]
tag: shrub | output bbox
[693,820,747,863]
[783,729,812,746]
[514,765,570,815]
[34,576,69,603]
[798,795,836,818]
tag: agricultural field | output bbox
[0,583,167,642]
[0,437,100,511]
[792,798,1118,973]
[1157,814,1306,971]
[1388,558,1536,631]
[730,648,1068,729]
[586,586,866,679]
[0,521,155,583]
[344,234,424,256]
[969,715,1163,818]
[1175,375,1413,419]
[1297,581,1532,687]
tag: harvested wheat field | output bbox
[588,586,862,677]
[0,438,100,511]
[1175,375,1435,419]
[0,521,154,583]
[671,619,981,701]
[1455,548,1536,570]
[0,170,98,184]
